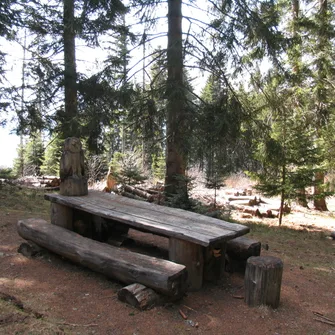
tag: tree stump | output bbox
[244,256,283,309]
[59,137,88,196]
[118,283,160,310]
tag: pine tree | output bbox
[41,135,64,176]
[249,74,323,225]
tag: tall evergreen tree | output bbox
[165,0,187,195]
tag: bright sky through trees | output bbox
[0,1,210,168]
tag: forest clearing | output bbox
[0,176,334,335]
[1,0,335,333]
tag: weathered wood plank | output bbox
[50,203,73,230]
[101,192,249,233]
[45,191,249,247]
[169,238,204,291]
[17,218,188,297]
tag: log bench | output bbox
[44,190,250,290]
[226,236,261,272]
[17,218,188,298]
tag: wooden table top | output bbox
[45,190,249,247]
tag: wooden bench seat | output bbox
[17,218,188,298]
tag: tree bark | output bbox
[118,283,160,310]
[244,256,283,309]
[313,0,329,211]
[63,0,78,137]
[165,0,186,195]
[314,171,328,211]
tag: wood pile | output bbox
[228,194,290,219]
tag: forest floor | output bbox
[0,177,334,335]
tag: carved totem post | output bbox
[59,137,88,196]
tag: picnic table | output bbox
[45,190,250,290]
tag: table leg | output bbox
[169,238,204,291]
[50,203,73,230]
[204,242,227,282]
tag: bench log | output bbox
[226,236,261,272]
[17,218,187,298]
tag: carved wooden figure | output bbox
[59,137,88,196]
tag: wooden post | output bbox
[51,202,73,230]
[59,137,88,196]
[204,242,227,282]
[244,256,283,309]
[169,238,203,291]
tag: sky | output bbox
[0,1,209,168]
[0,127,20,168]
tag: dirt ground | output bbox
[0,183,335,335]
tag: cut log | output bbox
[124,185,154,202]
[229,200,255,206]
[231,205,278,219]
[225,237,261,273]
[17,218,188,297]
[244,256,283,308]
[18,241,43,257]
[227,237,261,261]
[118,283,160,310]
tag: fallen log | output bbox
[228,196,255,202]
[118,283,160,310]
[124,185,154,202]
[17,218,188,298]
[231,204,278,219]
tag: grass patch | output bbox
[0,184,50,215]
[238,220,335,277]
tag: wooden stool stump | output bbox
[244,256,283,309]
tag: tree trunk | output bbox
[165,0,186,195]
[278,164,286,226]
[313,0,329,211]
[63,0,78,138]
[314,171,328,211]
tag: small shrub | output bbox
[0,167,15,179]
